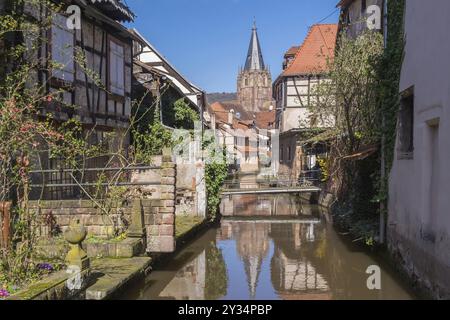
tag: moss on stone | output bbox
[176,215,205,238]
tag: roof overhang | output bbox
[341,145,379,161]
[336,0,355,8]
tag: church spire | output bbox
[244,21,265,71]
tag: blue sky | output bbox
[125,0,340,93]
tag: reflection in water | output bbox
[120,195,415,300]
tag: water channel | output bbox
[120,194,416,300]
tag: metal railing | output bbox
[223,170,322,190]
[28,166,163,200]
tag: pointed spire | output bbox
[244,21,265,71]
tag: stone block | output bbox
[144,215,155,225]
[159,236,175,252]
[162,168,176,177]
[162,200,175,207]
[159,207,175,214]
[162,214,174,225]
[140,199,152,207]
[161,177,176,185]
[160,225,174,236]
[146,225,159,236]
[161,193,175,200]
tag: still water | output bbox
[121,194,415,300]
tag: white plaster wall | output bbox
[388,0,450,298]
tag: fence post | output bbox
[0,202,11,249]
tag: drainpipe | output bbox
[379,0,389,245]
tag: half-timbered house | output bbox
[273,24,338,181]
[2,0,136,199]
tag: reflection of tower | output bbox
[306,223,316,242]
[235,222,270,299]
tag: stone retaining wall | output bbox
[29,155,177,253]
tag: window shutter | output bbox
[109,41,125,96]
[51,14,74,82]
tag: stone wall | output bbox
[175,162,206,218]
[387,0,450,300]
[30,154,177,253]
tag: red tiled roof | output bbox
[209,102,256,130]
[283,24,338,76]
[285,46,300,58]
[255,111,275,129]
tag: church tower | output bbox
[237,22,273,113]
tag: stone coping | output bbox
[85,257,152,300]
[8,269,90,300]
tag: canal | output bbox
[120,194,416,300]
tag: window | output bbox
[361,0,367,15]
[287,146,292,162]
[398,87,414,158]
[280,145,284,162]
[51,14,75,82]
[109,40,125,96]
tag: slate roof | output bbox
[89,0,135,22]
[244,23,266,71]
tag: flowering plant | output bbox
[0,289,10,298]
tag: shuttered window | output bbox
[109,40,125,96]
[51,14,75,82]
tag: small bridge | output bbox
[221,176,321,196]
[221,186,321,196]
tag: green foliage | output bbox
[205,146,228,220]
[376,0,406,207]
[205,242,228,300]
[312,30,385,154]
[133,120,173,164]
[309,19,405,243]
[317,157,329,183]
[0,0,116,286]
[173,98,199,129]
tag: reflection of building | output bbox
[270,222,331,300]
[159,251,206,300]
[221,193,322,218]
[271,249,331,300]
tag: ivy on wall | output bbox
[380,0,405,172]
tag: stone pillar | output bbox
[128,199,145,239]
[195,160,206,219]
[147,148,176,253]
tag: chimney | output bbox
[228,109,235,126]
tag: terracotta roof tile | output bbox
[283,24,338,76]
[255,111,276,129]
[285,46,300,57]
